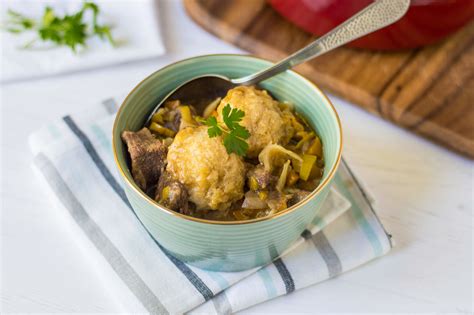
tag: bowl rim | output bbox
[112,53,343,225]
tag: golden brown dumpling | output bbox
[166,126,245,211]
[217,86,293,158]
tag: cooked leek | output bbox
[259,143,302,172]
[276,160,291,192]
[179,106,194,123]
[299,154,317,181]
[258,191,268,200]
[286,169,299,187]
[290,116,305,132]
[306,137,322,157]
[249,176,259,191]
[149,122,176,137]
[202,97,221,118]
[164,100,180,110]
[151,112,164,124]
[295,132,315,149]
[294,131,308,139]
[161,186,170,201]
[233,210,248,220]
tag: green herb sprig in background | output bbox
[204,104,250,157]
[3,2,115,52]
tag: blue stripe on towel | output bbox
[342,159,392,247]
[334,161,383,256]
[63,116,132,208]
[101,98,118,114]
[257,267,277,298]
[311,231,342,277]
[157,244,214,301]
[212,291,232,315]
[273,258,295,294]
[90,123,112,158]
[207,271,229,290]
[302,229,342,277]
[312,214,326,229]
[63,115,215,302]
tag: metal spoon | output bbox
[146,0,410,123]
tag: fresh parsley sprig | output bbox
[3,2,115,52]
[204,104,250,157]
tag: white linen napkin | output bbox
[29,98,392,314]
[1,0,165,83]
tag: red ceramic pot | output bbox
[268,0,474,50]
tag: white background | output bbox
[1,0,473,313]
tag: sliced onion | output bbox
[258,143,302,172]
[202,97,221,118]
[241,191,267,209]
[276,160,291,192]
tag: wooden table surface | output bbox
[1,1,472,313]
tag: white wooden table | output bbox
[1,1,472,313]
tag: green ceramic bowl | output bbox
[113,54,342,271]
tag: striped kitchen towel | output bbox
[29,98,392,314]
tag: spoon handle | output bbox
[231,0,410,85]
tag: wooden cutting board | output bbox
[183,0,474,159]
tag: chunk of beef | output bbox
[266,191,289,211]
[287,189,311,207]
[163,102,198,132]
[247,165,277,190]
[121,128,166,191]
[155,172,190,215]
[164,111,181,132]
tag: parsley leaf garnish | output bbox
[2,2,115,52]
[223,134,249,157]
[206,116,223,138]
[204,104,250,156]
